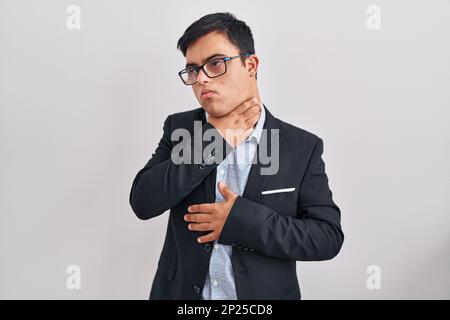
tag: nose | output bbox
[197,68,210,84]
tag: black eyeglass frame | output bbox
[178,53,253,85]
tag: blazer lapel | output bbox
[194,108,217,203]
[242,104,284,202]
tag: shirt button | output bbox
[193,285,201,294]
[212,280,218,286]
[219,169,225,175]
[203,243,212,252]
[214,244,219,250]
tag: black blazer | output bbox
[129,104,344,300]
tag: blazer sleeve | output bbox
[217,138,344,261]
[129,115,232,220]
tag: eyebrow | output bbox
[185,53,227,68]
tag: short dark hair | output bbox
[177,12,257,79]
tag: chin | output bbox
[203,103,227,117]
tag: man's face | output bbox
[185,31,255,117]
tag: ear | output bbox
[246,54,259,77]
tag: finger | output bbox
[188,222,213,232]
[234,98,259,115]
[244,112,261,129]
[197,232,218,243]
[241,104,261,122]
[238,100,260,116]
[218,181,236,199]
[184,213,211,223]
[188,203,214,213]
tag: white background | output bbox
[1,0,449,299]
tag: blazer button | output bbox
[203,243,212,252]
[199,164,205,170]
[193,285,201,294]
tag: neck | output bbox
[251,84,262,107]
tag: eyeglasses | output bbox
[178,53,252,85]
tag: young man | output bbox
[129,12,344,300]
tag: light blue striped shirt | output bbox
[202,104,266,300]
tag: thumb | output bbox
[218,181,235,199]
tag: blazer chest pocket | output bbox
[260,187,297,216]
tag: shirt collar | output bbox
[204,102,266,144]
